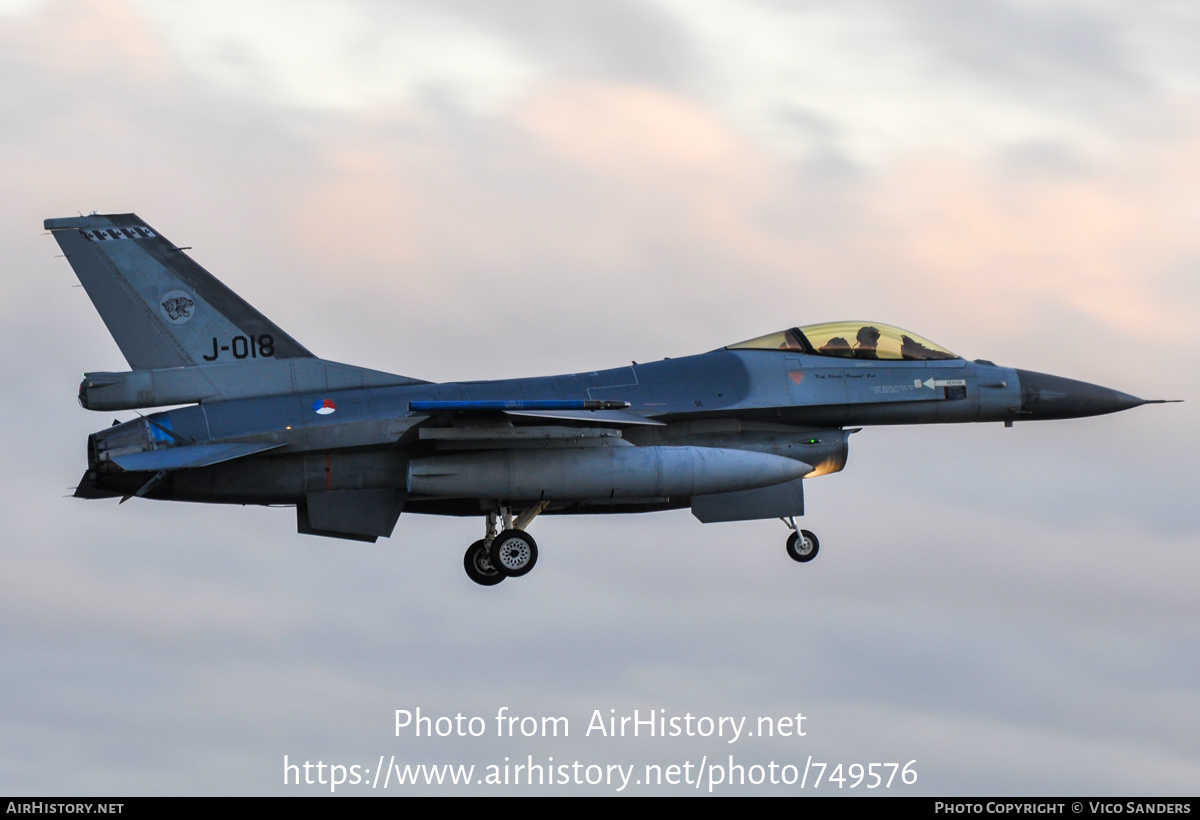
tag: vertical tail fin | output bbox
[46,213,313,370]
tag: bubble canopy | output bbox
[728,322,959,361]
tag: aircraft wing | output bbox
[408,399,665,427]
[418,425,627,445]
[502,409,665,426]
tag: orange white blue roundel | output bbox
[313,398,337,415]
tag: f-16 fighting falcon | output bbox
[47,214,1171,585]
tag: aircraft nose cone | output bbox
[1015,369,1146,420]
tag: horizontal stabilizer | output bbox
[73,471,123,499]
[80,358,427,410]
[111,441,285,472]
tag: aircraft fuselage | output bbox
[50,213,1161,583]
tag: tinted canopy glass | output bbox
[729,322,958,361]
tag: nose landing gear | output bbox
[781,516,819,563]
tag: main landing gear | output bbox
[463,502,548,586]
[782,516,819,564]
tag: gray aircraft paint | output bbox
[46,214,312,369]
[48,214,1166,584]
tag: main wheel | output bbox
[490,529,539,577]
[786,529,819,563]
[464,539,504,586]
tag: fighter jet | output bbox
[47,213,1169,585]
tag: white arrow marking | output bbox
[919,378,967,390]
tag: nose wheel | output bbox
[781,517,819,564]
[785,530,819,563]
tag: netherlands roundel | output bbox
[313,398,337,415]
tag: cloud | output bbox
[130,0,541,115]
[1,0,1197,795]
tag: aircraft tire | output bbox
[786,530,819,563]
[490,529,538,577]
[464,539,504,586]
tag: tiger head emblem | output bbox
[159,292,195,324]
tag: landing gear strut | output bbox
[781,516,819,563]
[463,501,549,586]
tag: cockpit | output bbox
[728,321,959,361]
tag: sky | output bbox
[1,0,1197,796]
